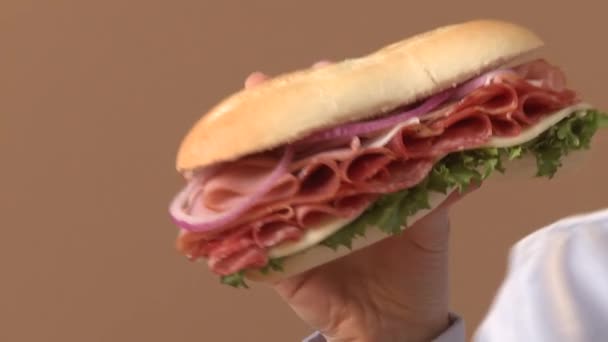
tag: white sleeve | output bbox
[473,208,608,342]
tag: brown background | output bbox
[2,1,607,341]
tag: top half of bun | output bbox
[176,19,543,172]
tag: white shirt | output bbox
[305,207,608,342]
[471,207,608,342]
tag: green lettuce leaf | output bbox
[220,271,248,288]
[523,109,607,178]
[220,108,607,288]
[260,257,286,274]
[219,257,286,289]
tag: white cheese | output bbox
[364,117,420,148]
[483,103,592,148]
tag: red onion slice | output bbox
[296,68,518,145]
[452,68,518,99]
[299,89,455,144]
[169,146,294,232]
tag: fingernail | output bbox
[244,71,268,88]
[312,60,332,68]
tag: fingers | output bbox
[244,71,269,89]
[312,60,332,68]
[244,60,333,89]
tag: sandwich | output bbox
[168,19,608,288]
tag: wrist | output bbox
[322,311,451,342]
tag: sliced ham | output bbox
[252,220,302,248]
[357,159,435,193]
[333,193,379,212]
[200,157,299,212]
[339,147,396,183]
[513,58,568,91]
[388,112,492,158]
[294,204,351,227]
[176,59,581,275]
[208,246,268,276]
[488,115,522,137]
[452,82,519,116]
[514,90,577,125]
[290,137,363,170]
[192,227,255,259]
[291,159,341,204]
[430,110,494,154]
[294,193,375,227]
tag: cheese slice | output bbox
[484,103,592,147]
[267,103,592,258]
[364,117,420,148]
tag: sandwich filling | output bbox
[169,59,607,287]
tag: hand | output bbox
[244,65,478,342]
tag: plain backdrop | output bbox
[2,1,607,341]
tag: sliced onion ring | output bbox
[299,89,454,145]
[452,68,518,99]
[296,68,517,145]
[169,146,294,232]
